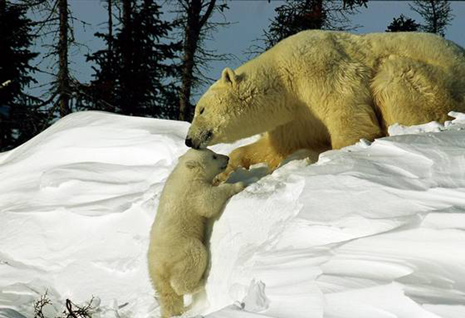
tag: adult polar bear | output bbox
[185,30,465,174]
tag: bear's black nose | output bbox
[185,137,193,148]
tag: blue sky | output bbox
[29,0,465,101]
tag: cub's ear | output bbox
[221,67,238,86]
[185,160,201,170]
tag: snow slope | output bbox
[1,111,465,318]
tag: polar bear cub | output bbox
[148,148,244,318]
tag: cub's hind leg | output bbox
[170,239,208,296]
[153,273,184,318]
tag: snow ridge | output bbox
[1,111,465,318]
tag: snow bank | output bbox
[1,111,465,318]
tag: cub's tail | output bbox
[154,274,184,318]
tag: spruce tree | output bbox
[386,14,421,32]
[262,0,368,50]
[87,0,181,118]
[85,0,119,113]
[410,0,453,36]
[0,0,44,151]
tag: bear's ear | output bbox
[185,160,201,170]
[221,67,237,86]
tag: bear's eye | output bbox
[213,155,217,160]
[199,108,205,115]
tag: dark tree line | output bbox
[0,0,45,151]
[0,0,455,152]
[0,0,227,151]
[85,0,182,118]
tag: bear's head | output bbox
[180,148,229,182]
[185,67,285,149]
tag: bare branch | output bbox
[199,0,216,29]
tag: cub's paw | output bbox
[234,182,246,193]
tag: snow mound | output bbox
[1,111,465,318]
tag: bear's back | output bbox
[362,31,465,68]
[266,30,464,72]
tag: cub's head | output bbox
[185,67,259,149]
[180,148,229,182]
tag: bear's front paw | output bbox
[213,170,232,186]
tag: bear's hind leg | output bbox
[302,60,384,150]
[170,239,208,296]
[326,106,383,150]
[371,56,463,127]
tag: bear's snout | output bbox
[185,136,202,149]
[185,137,194,148]
[185,130,213,149]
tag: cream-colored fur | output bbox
[147,149,244,318]
[186,30,465,176]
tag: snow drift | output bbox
[1,111,465,318]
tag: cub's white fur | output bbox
[148,149,244,318]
